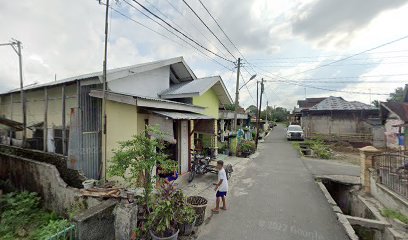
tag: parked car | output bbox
[286,125,304,141]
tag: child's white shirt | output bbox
[218,168,228,192]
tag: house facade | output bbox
[300,97,379,141]
[0,57,232,180]
[380,102,408,150]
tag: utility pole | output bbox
[233,57,241,131]
[0,40,26,147]
[101,0,110,180]
[266,101,268,122]
[255,78,264,147]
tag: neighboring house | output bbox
[301,96,379,142]
[293,97,327,125]
[380,102,408,150]
[0,57,232,179]
[218,110,248,142]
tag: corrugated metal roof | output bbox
[381,102,408,122]
[160,76,219,97]
[151,110,213,120]
[309,96,376,111]
[160,76,233,105]
[2,56,195,94]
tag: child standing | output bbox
[212,160,228,213]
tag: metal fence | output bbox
[373,153,408,199]
[47,224,75,240]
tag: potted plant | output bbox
[108,126,175,238]
[147,200,179,240]
[173,190,196,236]
[239,140,256,157]
[175,205,196,236]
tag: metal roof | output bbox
[2,56,196,94]
[150,110,213,120]
[89,90,205,114]
[308,96,376,111]
[160,76,233,106]
[381,102,408,122]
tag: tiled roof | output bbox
[297,97,327,108]
[309,96,376,111]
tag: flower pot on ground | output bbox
[176,205,197,236]
[186,196,208,226]
[149,229,179,240]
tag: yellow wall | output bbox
[104,100,138,167]
[192,88,220,119]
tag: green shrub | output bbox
[230,138,238,156]
[33,219,71,240]
[305,139,332,159]
[239,140,256,154]
[0,191,68,239]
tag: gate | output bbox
[373,153,408,199]
[80,84,102,179]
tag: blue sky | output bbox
[1,0,408,109]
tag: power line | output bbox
[248,49,408,61]
[182,0,236,60]
[131,0,234,63]
[146,0,229,60]
[239,71,256,104]
[263,79,389,95]
[110,3,233,71]
[248,55,408,63]
[252,61,408,68]
[284,34,408,78]
[197,0,258,76]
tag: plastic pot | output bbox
[149,229,179,240]
[178,218,196,236]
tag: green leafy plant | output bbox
[0,191,67,240]
[175,205,196,225]
[381,208,408,224]
[304,139,332,159]
[32,219,71,240]
[108,126,176,207]
[239,140,256,155]
[230,138,238,156]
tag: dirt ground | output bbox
[331,150,360,166]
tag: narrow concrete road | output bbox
[198,125,349,240]
[302,158,360,177]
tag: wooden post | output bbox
[62,84,66,156]
[43,87,48,152]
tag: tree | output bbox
[387,87,404,102]
[246,105,258,115]
[371,100,380,108]
[108,126,175,206]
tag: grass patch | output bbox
[381,209,408,224]
[292,139,332,159]
[0,191,70,240]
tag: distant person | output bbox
[157,165,178,188]
[212,160,228,213]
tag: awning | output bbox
[151,111,213,120]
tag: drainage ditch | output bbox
[317,176,405,240]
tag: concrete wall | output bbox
[0,152,81,215]
[108,66,170,98]
[73,200,117,240]
[193,88,220,119]
[301,112,378,139]
[369,169,408,216]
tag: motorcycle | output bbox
[188,150,233,183]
